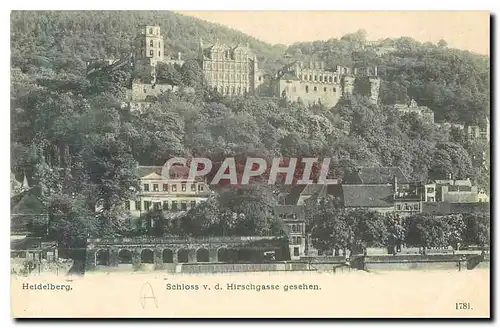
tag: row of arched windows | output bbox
[304,85,337,93]
[301,74,338,83]
[213,85,249,95]
[148,40,162,48]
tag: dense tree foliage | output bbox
[10,13,490,251]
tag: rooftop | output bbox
[342,184,395,208]
[344,167,409,185]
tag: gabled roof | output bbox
[273,205,306,216]
[279,73,300,81]
[342,185,395,208]
[137,165,203,181]
[137,166,162,178]
[344,167,409,185]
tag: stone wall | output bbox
[130,83,178,102]
[275,79,342,108]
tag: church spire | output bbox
[21,173,29,190]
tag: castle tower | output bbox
[342,74,355,95]
[135,25,165,64]
[133,25,165,84]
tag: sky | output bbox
[176,11,490,55]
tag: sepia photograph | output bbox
[9,9,491,319]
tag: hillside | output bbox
[11,12,490,125]
[284,35,490,124]
[10,11,288,75]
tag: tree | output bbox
[180,59,204,90]
[438,39,448,48]
[445,213,466,250]
[341,29,368,43]
[307,196,352,255]
[156,63,183,85]
[347,209,389,252]
[463,212,490,250]
[405,213,451,253]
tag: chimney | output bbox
[374,66,378,76]
[448,173,452,181]
[178,52,182,60]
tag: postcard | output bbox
[10,10,490,318]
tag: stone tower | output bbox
[135,25,165,63]
[342,74,355,95]
[134,25,165,83]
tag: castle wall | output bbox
[130,83,179,102]
[276,79,343,108]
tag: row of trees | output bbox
[306,196,490,255]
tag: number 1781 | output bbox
[456,302,472,310]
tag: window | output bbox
[198,184,205,192]
[190,201,197,209]
[334,76,338,83]
[172,184,177,192]
[149,50,154,56]
[319,76,323,82]
[158,51,161,57]
[294,247,299,256]
[237,86,241,94]
[324,87,327,92]
[333,87,337,92]
[144,201,151,211]
[171,201,178,211]
[181,202,187,211]
[153,202,161,210]
[258,76,262,81]
[314,75,317,81]
[135,201,141,211]
[143,184,150,192]
[329,76,333,83]
[150,40,154,47]
[396,204,401,211]
[305,85,309,93]
[297,237,302,244]
[163,184,168,192]
[426,187,434,193]
[149,28,153,34]
[153,184,159,192]
[413,204,420,211]
[314,86,317,92]
[231,86,235,94]
[225,86,229,94]
[163,201,169,210]
[309,75,312,80]
[181,183,186,192]
[191,184,196,191]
